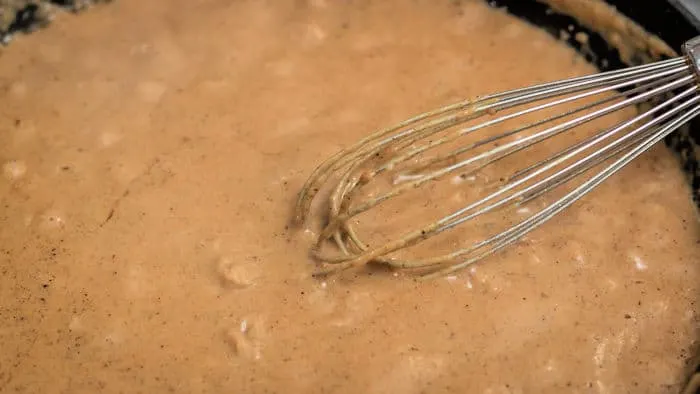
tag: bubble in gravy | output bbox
[103,327,124,345]
[304,23,326,45]
[329,290,376,327]
[306,280,337,315]
[137,81,167,104]
[564,240,587,267]
[223,317,264,360]
[516,206,532,215]
[630,254,648,271]
[367,354,446,394]
[37,209,66,231]
[8,81,27,98]
[215,256,259,289]
[265,59,296,78]
[309,0,327,8]
[68,315,85,332]
[2,160,27,181]
[99,131,123,148]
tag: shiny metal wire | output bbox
[294,42,700,279]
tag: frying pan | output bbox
[1,0,698,391]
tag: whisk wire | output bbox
[296,48,700,278]
[294,59,688,223]
[327,86,700,272]
[422,102,700,279]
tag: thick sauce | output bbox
[0,0,698,393]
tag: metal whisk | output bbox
[294,36,700,279]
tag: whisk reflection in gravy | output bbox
[295,37,700,279]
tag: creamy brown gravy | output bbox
[0,0,698,393]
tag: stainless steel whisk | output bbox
[294,36,700,279]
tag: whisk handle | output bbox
[683,36,700,80]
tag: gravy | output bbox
[0,0,698,392]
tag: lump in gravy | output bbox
[0,0,697,393]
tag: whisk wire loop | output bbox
[295,43,700,278]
